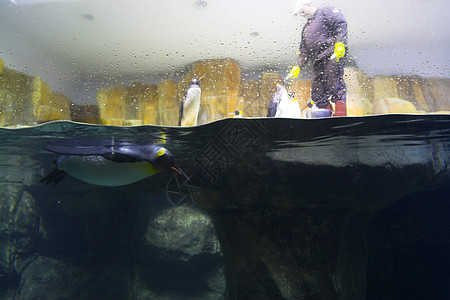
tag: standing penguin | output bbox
[267,84,301,118]
[40,139,187,186]
[179,79,201,126]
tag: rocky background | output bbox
[1,57,449,127]
[0,161,225,299]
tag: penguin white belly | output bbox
[181,87,201,126]
[275,90,301,118]
[59,155,159,186]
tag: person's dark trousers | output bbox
[311,57,346,109]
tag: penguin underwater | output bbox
[40,139,188,186]
[179,78,202,126]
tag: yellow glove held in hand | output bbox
[334,42,346,62]
[286,66,300,80]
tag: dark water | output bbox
[0,114,449,299]
[3,114,449,187]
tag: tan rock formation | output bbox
[0,65,71,125]
[32,78,70,122]
[426,78,450,112]
[254,73,283,117]
[70,104,100,124]
[288,79,311,113]
[180,58,241,125]
[157,79,178,126]
[124,82,158,126]
[346,94,373,116]
[411,78,433,112]
[137,83,158,125]
[96,85,127,126]
[372,76,399,101]
[0,67,31,125]
[36,92,71,122]
[240,79,262,117]
[344,67,373,116]
[372,97,418,114]
[2,56,450,127]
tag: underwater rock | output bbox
[12,191,39,271]
[16,254,133,300]
[135,204,221,263]
[191,115,450,299]
[367,189,450,300]
[0,184,23,277]
[372,97,418,114]
[15,184,226,299]
[16,256,83,300]
[37,188,133,253]
[0,183,38,290]
[132,262,226,300]
[129,202,225,299]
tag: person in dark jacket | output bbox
[287,0,348,116]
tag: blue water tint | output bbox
[0,114,449,299]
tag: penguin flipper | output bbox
[44,140,161,163]
[45,140,143,161]
[178,99,184,126]
[45,139,111,156]
[267,99,279,117]
[40,166,67,185]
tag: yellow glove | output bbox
[333,42,346,62]
[285,66,300,80]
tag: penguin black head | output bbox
[190,79,201,86]
[152,147,189,180]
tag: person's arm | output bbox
[329,10,348,45]
[296,37,309,68]
[286,30,309,80]
[324,7,348,61]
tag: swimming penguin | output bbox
[179,79,201,126]
[267,83,302,118]
[40,139,187,186]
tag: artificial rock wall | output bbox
[0,59,71,126]
[1,57,449,127]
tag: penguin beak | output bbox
[170,166,190,181]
